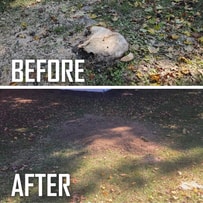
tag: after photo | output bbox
[0,89,202,202]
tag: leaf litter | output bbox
[0,0,202,85]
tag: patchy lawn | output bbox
[0,0,203,85]
[0,89,202,202]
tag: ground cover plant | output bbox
[0,89,202,202]
[0,0,203,85]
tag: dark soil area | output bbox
[60,114,160,155]
[0,89,203,202]
[1,89,202,151]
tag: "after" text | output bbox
[11,173,70,197]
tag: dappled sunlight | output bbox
[65,145,203,202]
[9,0,42,8]
[198,112,203,119]
[158,149,203,175]
[51,149,82,159]
[0,95,36,108]
[1,97,34,104]
[13,98,34,104]
[9,98,36,108]
[109,126,132,133]
[14,127,29,133]
[50,102,60,106]
[88,126,161,154]
[61,115,162,155]
[66,150,146,202]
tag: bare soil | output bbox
[0,89,165,159]
[60,114,161,156]
[1,89,202,160]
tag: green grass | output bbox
[1,143,202,202]
[0,90,203,202]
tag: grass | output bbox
[88,0,203,85]
[0,89,203,202]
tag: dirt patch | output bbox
[0,1,97,85]
[60,114,161,155]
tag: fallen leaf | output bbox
[148,46,159,53]
[50,15,58,22]
[172,195,179,200]
[71,177,78,184]
[183,30,191,37]
[180,181,203,190]
[134,1,143,7]
[181,67,190,75]
[182,128,187,134]
[9,82,18,86]
[70,6,76,12]
[148,28,156,35]
[97,21,107,27]
[1,166,9,171]
[88,73,95,80]
[89,13,97,19]
[120,52,134,62]
[102,191,108,196]
[140,28,148,33]
[198,36,203,44]
[149,74,160,83]
[136,72,144,79]
[148,195,154,200]
[33,35,40,40]
[112,16,119,22]
[170,34,179,40]
[184,39,193,45]
[21,22,27,30]
[110,188,115,192]
[18,34,26,38]
[178,56,189,63]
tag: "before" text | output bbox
[12,59,85,83]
